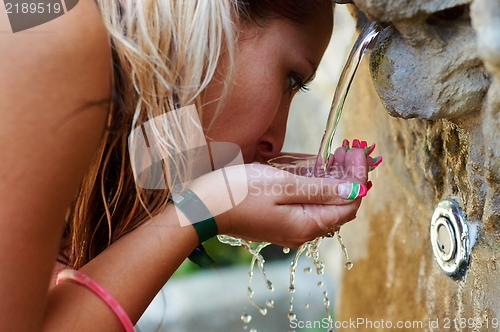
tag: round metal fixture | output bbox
[430,199,471,279]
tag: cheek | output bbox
[225,71,283,135]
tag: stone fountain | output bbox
[333,0,500,330]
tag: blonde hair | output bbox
[63,0,239,268]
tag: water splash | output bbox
[218,236,273,316]
[288,244,308,294]
[316,20,382,168]
[247,241,273,315]
[217,235,265,263]
[336,231,353,270]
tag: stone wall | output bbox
[334,0,500,330]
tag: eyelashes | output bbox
[288,72,310,94]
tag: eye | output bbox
[287,72,310,94]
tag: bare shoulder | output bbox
[0,0,111,228]
[0,0,111,100]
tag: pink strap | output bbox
[56,269,135,332]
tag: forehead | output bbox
[248,5,334,51]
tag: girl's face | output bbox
[202,5,334,163]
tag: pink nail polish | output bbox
[367,143,376,155]
[367,181,373,191]
[358,183,368,198]
[372,156,383,167]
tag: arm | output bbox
[0,0,110,330]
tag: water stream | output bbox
[316,20,382,169]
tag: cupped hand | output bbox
[184,142,375,248]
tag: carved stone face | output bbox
[353,0,493,119]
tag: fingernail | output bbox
[347,215,357,222]
[342,139,350,151]
[372,156,383,167]
[369,156,383,172]
[352,139,360,148]
[360,141,367,149]
[365,143,376,155]
[338,182,368,200]
[367,181,373,191]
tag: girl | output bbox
[0,0,374,330]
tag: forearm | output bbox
[44,203,198,331]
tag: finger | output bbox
[368,155,383,171]
[344,148,369,183]
[365,142,376,155]
[274,174,367,205]
[297,200,361,235]
[330,146,346,171]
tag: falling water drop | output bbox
[305,303,310,309]
[265,300,274,308]
[345,261,354,270]
[322,291,331,321]
[288,313,297,321]
[241,314,252,324]
[318,281,324,287]
[283,247,290,254]
[250,329,257,332]
[303,267,312,274]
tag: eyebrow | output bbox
[304,57,318,84]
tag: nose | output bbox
[254,100,291,162]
